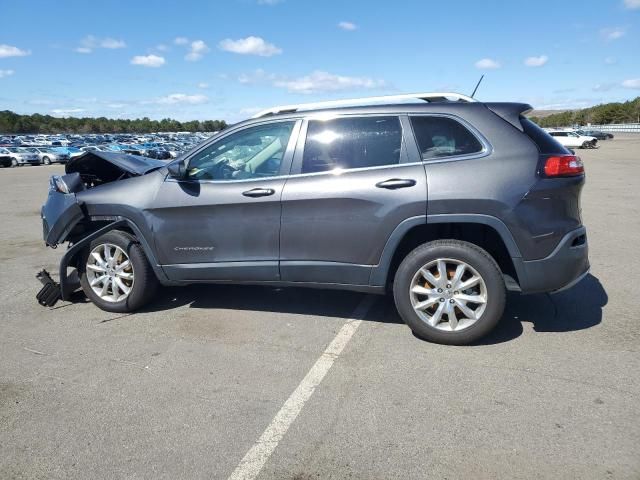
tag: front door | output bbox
[150,120,300,282]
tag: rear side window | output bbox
[410,116,483,159]
[520,117,570,154]
[302,116,402,174]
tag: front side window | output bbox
[187,121,295,181]
[410,116,483,160]
[302,116,402,174]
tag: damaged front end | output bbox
[37,151,164,306]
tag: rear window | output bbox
[410,116,483,160]
[520,117,570,154]
[302,116,402,174]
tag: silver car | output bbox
[28,147,70,165]
[1,147,41,166]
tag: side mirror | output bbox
[167,160,186,179]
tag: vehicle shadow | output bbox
[142,283,405,325]
[116,274,607,342]
[474,274,607,345]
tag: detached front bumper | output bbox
[514,227,589,294]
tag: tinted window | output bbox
[302,116,402,174]
[187,121,295,181]
[410,116,483,159]
[519,118,570,154]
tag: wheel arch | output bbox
[60,217,168,300]
[370,214,523,290]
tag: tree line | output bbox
[0,110,228,134]
[529,96,640,127]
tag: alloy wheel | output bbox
[409,258,487,331]
[86,243,135,302]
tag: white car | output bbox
[547,130,598,149]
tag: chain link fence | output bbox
[587,123,640,133]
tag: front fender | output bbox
[41,191,84,247]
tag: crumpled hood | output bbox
[66,151,165,176]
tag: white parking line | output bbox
[227,295,376,480]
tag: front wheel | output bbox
[79,230,158,313]
[10,158,18,167]
[42,156,51,165]
[393,240,506,345]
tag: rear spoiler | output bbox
[484,103,533,132]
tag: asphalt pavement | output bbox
[1,136,638,479]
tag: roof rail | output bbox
[251,92,477,118]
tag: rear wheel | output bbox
[79,231,158,313]
[393,240,506,345]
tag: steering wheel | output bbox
[214,158,238,179]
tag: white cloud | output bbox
[524,55,548,67]
[623,0,640,9]
[601,27,625,41]
[593,83,616,92]
[100,38,126,49]
[174,37,189,46]
[51,108,86,116]
[0,44,31,58]
[75,35,126,53]
[272,70,386,94]
[0,69,15,78]
[475,58,501,69]
[604,56,617,65]
[130,54,166,67]
[257,0,283,4]
[218,36,282,56]
[155,44,169,52]
[197,82,209,89]
[622,78,640,89]
[338,21,358,31]
[237,68,274,84]
[152,93,209,105]
[185,40,210,61]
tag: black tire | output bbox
[10,158,18,167]
[581,141,590,149]
[393,240,506,345]
[42,156,51,165]
[79,230,158,313]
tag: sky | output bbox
[0,0,639,122]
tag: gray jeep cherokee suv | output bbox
[38,92,589,344]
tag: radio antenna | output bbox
[471,74,485,98]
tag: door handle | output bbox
[375,178,417,189]
[242,188,275,198]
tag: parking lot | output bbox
[1,136,639,479]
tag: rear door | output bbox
[279,114,427,285]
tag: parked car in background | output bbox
[576,129,614,140]
[2,147,41,166]
[546,130,597,149]
[28,147,70,165]
[0,153,12,168]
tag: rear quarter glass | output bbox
[520,117,571,155]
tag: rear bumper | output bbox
[514,227,589,294]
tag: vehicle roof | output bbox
[230,101,532,130]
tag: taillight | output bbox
[543,155,584,177]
